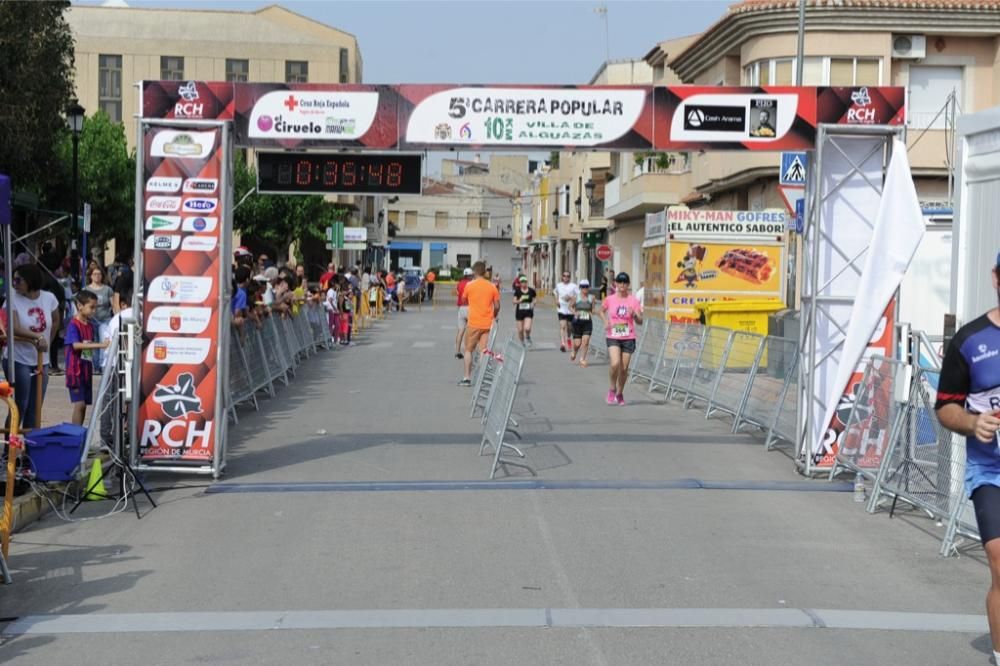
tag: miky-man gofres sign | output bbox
[142,82,905,152]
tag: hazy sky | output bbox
[74,0,731,174]
[75,0,730,83]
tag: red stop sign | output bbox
[595,244,613,261]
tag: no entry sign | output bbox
[595,245,613,261]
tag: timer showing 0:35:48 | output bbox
[256,152,423,195]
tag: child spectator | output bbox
[65,290,110,425]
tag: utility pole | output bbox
[795,0,806,84]
[594,5,610,66]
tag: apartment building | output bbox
[386,157,526,279]
[667,0,1000,211]
[67,2,362,149]
[67,1,365,268]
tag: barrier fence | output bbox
[223,309,334,422]
[617,321,799,454]
[865,366,979,556]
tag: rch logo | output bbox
[152,372,203,419]
[174,81,204,118]
[284,94,298,112]
[847,86,876,124]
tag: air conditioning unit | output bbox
[892,34,926,59]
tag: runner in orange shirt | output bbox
[425,269,436,302]
[459,261,499,386]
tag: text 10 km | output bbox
[278,160,404,187]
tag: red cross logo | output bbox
[283,94,298,111]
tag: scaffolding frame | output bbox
[798,124,906,476]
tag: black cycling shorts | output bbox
[972,484,1000,545]
[572,320,593,338]
[558,313,574,322]
[515,308,534,321]
[606,338,636,354]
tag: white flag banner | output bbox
[816,139,925,458]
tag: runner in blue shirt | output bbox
[936,252,1000,664]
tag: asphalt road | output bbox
[0,303,992,665]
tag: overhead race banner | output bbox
[137,123,228,470]
[399,85,651,148]
[664,208,786,323]
[140,83,905,151]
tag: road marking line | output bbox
[205,479,854,494]
[2,608,986,635]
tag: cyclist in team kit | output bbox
[569,279,596,367]
[601,272,643,405]
[513,276,536,347]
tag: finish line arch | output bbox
[132,82,906,478]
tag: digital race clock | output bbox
[256,152,423,195]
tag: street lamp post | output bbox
[66,101,86,280]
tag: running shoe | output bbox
[458,378,472,386]
[606,389,616,405]
[616,393,625,406]
[580,359,588,368]
[455,353,463,359]
[526,337,532,347]
[560,344,566,353]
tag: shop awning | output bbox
[388,241,422,251]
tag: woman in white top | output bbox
[4,264,60,428]
[86,266,114,372]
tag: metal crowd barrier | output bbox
[706,331,764,421]
[478,338,532,479]
[588,314,607,359]
[829,356,908,482]
[469,326,501,418]
[628,318,666,384]
[735,336,799,450]
[663,325,707,402]
[680,326,734,410]
[864,366,977,555]
[224,308,338,420]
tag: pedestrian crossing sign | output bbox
[780,152,808,186]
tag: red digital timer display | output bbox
[257,152,422,195]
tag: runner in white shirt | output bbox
[553,271,579,353]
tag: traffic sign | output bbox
[595,244,613,262]
[780,152,808,186]
[794,198,805,234]
[777,184,805,220]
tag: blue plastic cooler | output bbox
[24,423,87,482]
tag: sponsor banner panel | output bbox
[142,81,906,150]
[138,124,224,465]
[141,82,904,151]
[233,83,399,149]
[398,84,654,149]
[642,244,667,317]
[663,209,786,322]
[816,300,896,468]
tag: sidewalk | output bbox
[0,305,992,665]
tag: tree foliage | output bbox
[233,153,348,256]
[0,0,76,193]
[49,111,136,248]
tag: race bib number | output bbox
[518,302,533,311]
[81,348,94,363]
[576,312,591,321]
[611,323,629,337]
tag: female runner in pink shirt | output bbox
[601,272,643,405]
